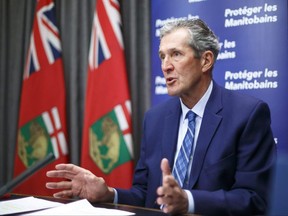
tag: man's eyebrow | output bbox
[158,48,178,56]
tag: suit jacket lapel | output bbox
[189,82,223,188]
[161,99,181,169]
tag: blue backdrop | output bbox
[150,0,287,153]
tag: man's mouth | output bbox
[166,77,176,85]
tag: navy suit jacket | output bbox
[117,82,276,215]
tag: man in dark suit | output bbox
[46,19,276,215]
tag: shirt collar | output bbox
[180,81,213,122]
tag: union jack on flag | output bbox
[88,0,124,70]
[24,1,61,79]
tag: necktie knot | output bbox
[186,111,196,123]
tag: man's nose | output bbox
[162,57,173,73]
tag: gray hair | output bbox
[159,18,220,60]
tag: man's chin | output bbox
[167,89,180,97]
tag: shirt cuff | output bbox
[113,188,118,204]
[184,189,195,213]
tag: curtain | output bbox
[0,0,150,188]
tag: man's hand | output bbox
[46,164,114,203]
[156,158,189,215]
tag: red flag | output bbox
[81,0,134,189]
[13,0,69,195]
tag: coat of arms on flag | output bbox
[17,107,68,168]
[89,102,133,174]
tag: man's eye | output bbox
[173,52,181,57]
[172,52,183,60]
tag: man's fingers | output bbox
[162,203,174,214]
[157,185,164,197]
[52,190,73,199]
[157,193,172,205]
[161,158,171,177]
[55,163,83,173]
[46,170,60,178]
[45,182,56,189]
[46,181,72,190]
[46,170,73,179]
[161,158,179,187]
[161,158,181,188]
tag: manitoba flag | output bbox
[13,0,69,195]
[81,0,134,189]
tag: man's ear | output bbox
[201,51,214,72]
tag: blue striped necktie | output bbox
[172,110,196,188]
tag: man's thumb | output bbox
[161,158,171,176]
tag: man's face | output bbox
[159,28,204,99]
